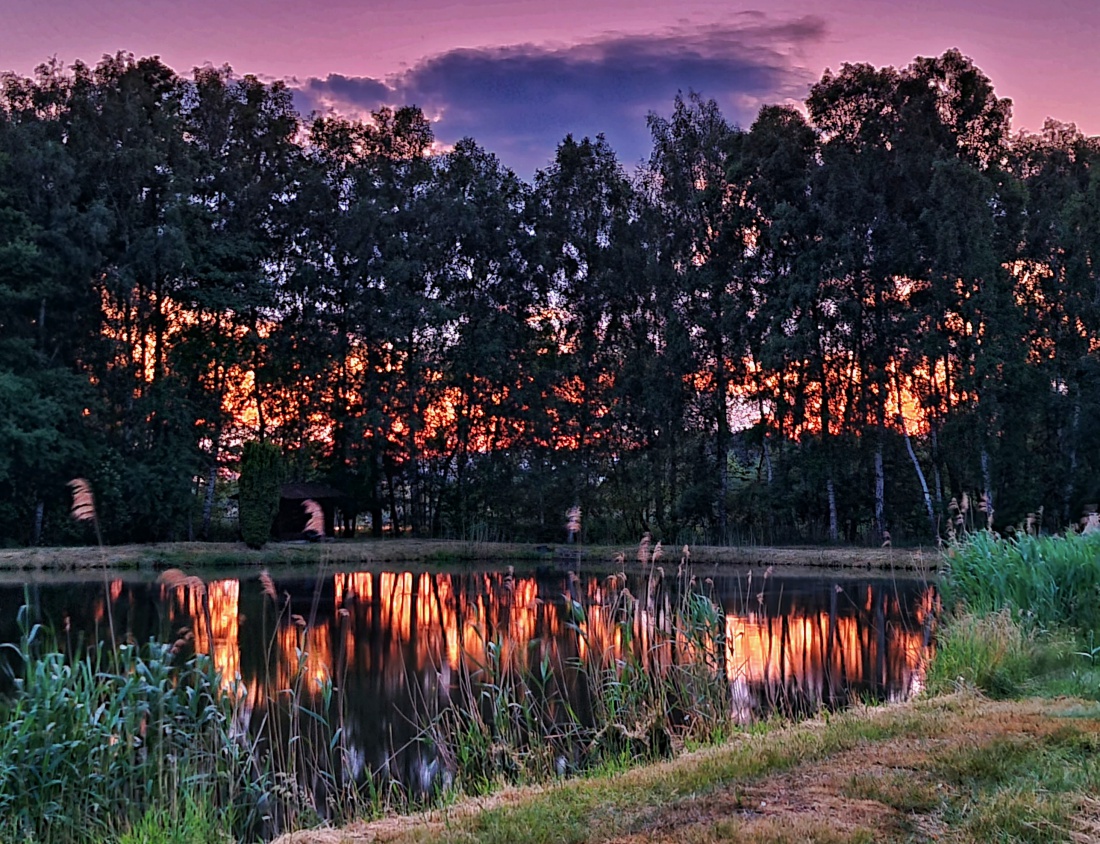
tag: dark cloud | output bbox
[291,15,826,176]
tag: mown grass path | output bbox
[275,694,1100,844]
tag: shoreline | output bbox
[0,538,939,574]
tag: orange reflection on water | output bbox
[196,580,242,691]
[153,572,933,725]
[275,622,335,692]
[725,586,935,709]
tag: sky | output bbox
[0,0,1097,176]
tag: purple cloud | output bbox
[292,15,826,175]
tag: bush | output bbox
[238,440,283,549]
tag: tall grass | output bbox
[0,478,381,842]
[924,609,1062,698]
[941,530,1100,633]
[0,605,261,843]
[0,578,382,843]
[418,557,734,794]
[930,529,1100,699]
[253,607,382,833]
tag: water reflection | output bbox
[1,566,935,795]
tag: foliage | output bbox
[238,440,283,548]
[0,607,264,843]
[1,49,1099,547]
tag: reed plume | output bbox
[69,477,112,652]
[566,505,582,541]
[259,569,277,601]
[302,498,325,537]
[68,477,104,547]
[68,478,97,523]
[1083,511,1100,535]
[158,568,189,591]
[185,575,207,599]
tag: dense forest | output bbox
[1,49,1097,547]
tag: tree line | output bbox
[1,49,1097,547]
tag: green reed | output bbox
[418,560,735,796]
[942,530,1100,634]
[0,580,383,844]
[0,605,261,843]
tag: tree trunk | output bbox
[901,422,935,538]
[895,374,935,538]
[1064,397,1080,524]
[873,366,887,544]
[930,425,944,507]
[716,338,729,542]
[32,499,44,545]
[387,470,401,537]
[981,448,994,530]
[827,476,839,543]
[874,443,886,544]
[201,435,219,539]
[762,425,774,485]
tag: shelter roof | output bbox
[280,482,345,500]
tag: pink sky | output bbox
[1,0,1095,171]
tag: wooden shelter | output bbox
[274,482,347,539]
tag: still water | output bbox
[0,563,936,797]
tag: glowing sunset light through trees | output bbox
[1,37,1099,546]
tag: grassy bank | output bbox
[275,693,1100,844]
[271,530,1100,844]
[0,538,936,572]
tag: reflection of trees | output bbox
[1,571,936,797]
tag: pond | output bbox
[0,560,936,811]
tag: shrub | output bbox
[238,440,283,549]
